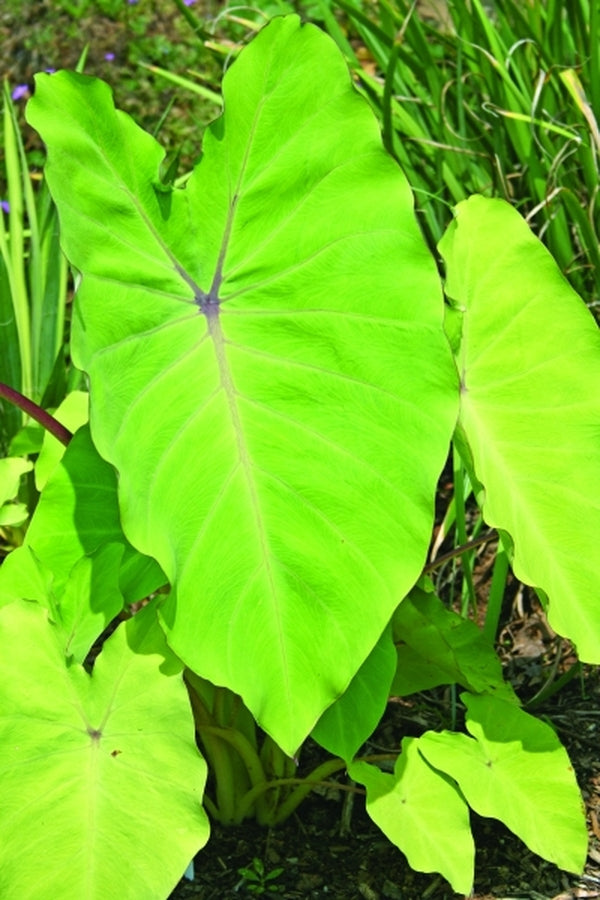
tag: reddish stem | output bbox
[0,382,73,447]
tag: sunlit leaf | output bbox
[0,600,209,899]
[420,692,587,873]
[27,16,457,753]
[350,737,474,893]
[441,195,600,662]
[0,425,164,607]
[55,542,124,663]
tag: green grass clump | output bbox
[315,0,599,306]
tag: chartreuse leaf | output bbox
[0,456,32,505]
[0,546,52,609]
[311,624,396,760]
[55,542,124,663]
[0,455,32,526]
[0,425,164,608]
[2,543,124,665]
[27,15,457,753]
[419,692,587,874]
[349,738,474,894]
[391,586,516,701]
[0,503,29,528]
[440,195,600,662]
[35,389,89,490]
[0,600,209,900]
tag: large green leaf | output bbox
[349,738,474,893]
[440,195,600,662]
[27,15,457,753]
[419,692,587,874]
[0,600,209,899]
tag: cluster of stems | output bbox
[184,673,363,826]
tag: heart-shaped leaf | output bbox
[0,600,209,899]
[350,738,475,894]
[419,692,587,873]
[27,16,457,753]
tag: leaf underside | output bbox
[27,15,457,752]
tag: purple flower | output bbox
[11,84,29,101]
[0,201,9,215]
[105,52,115,61]
[45,68,56,74]
[127,0,138,4]
[184,0,197,5]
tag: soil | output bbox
[3,4,600,899]
[168,663,600,900]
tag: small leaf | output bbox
[419,692,587,873]
[0,456,32,505]
[238,867,261,882]
[265,867,284,881]
[55,542,125,663]
[0,501,29,527]
[349,737,474,894]
[0,425,164,605]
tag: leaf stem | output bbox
[185,680,244,824]
[236,752,398,825]
[423,529,496,574]
[201,723,272,823]
[0,381,73,446]
[236,756,349,824]
[526,648,581,710]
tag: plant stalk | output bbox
[0,381,72,446]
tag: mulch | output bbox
[170,657,600,900]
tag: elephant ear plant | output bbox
[0,13,598,898]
